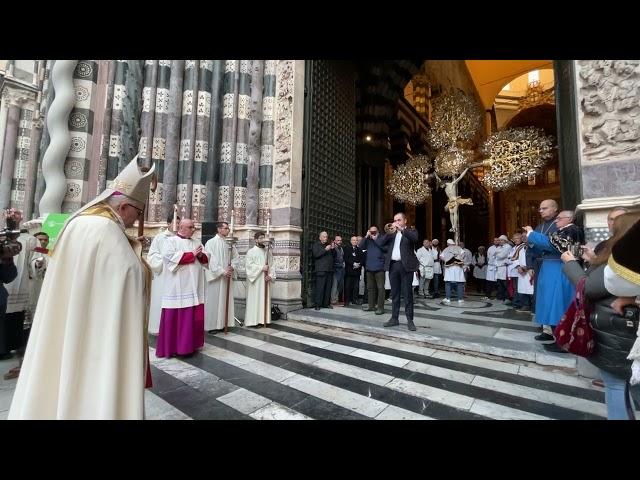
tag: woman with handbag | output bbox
[561,212,640,420]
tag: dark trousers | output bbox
[475,278,485,293]
[485,280,496,298]
[389,261,414,321]
[430,273,442,296]
[513,292,532,308]
[496,279,508,300]
[345,274,360,305]
[366,270,385,310]
[314,272,333,308]
[0,310,25,356]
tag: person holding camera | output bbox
[375,212,419,331]
[358,225,386,315]
[524,210,583,346]
[312,231,335,310]
[561,212,640,419]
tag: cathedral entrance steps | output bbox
[285,307,578,371]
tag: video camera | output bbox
[0,228,27,257]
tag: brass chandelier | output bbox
[386,154,432,205]
[480,127,555,190]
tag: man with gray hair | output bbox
[9,156,155,419]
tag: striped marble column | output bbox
[178,60,199,217]
[204,60,225,223]
[62,60,98,212]
[233,60,252,225]
[258,60,276,226]
[191,60,212,223]
[106,60,126,182]
[86,60,111,201]
[24,116,43,220]
[11,107,34,212]
[0,90,29,209]
[0,93,9,173]
[148,60,171,222]
[119,60,143,171]
[95,60,116,194]
[139,60,159,170]
[162,60,185,220]
[217,60,239,223]
[245,60,264,226]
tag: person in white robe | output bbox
[204,221,239,332]
[9,156,155,419]
[495,235,511,302]
[244,232,276,327]
[506,232,524,306]
[514,243,534,311]
[483,237,500,299]
[472,246,487,294]
[147,215,178,335]
[156,219,208,358]
[428,239,442,298]
[441,239,466,304]
[416,239,434,298]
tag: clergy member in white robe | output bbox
[9,156,155,419]
[156,218,208,358]
[441,239,466,304]
[495,235,511,301]
[244,232,276,327]
[204,221,239,332]
[147,215,177,335]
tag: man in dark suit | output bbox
[376,212,419,331]
[312,231,335,310]
[344,235,365,306]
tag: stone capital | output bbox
[2,87,36,108]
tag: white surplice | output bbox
[162,235,207,310]
[203,234,239,330]
[28,248,49,315]
[6,234,37,314]
[147,229,174,334]
[244,245,276,327]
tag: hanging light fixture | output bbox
[387,154,432,205]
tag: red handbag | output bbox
[554,277,595,357]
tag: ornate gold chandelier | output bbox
[387,154,432,205]
[428,90,482,151]
[434,145,473,178]
[480,127,554,190]
[518,80,554,111]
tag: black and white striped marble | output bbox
[144,320,615,421]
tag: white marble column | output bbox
[39,60,78,216]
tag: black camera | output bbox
[0,228,27,257]
[592,304,639,339]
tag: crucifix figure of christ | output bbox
[434,167,473,244]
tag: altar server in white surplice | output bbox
[244,231,276,327]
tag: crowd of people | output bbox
[313,199,640,420]
[3,151,639,420]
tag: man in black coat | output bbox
[312,231,335,310]
[344,235,365,306]
[375,212,419,331]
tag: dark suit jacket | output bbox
[376,228,419,272]
[312,241,335,272]
[344,245,365,277]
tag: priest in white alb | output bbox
[147,213,178,335]
[204,221,239,332]
[156,218,208,358]
[244,231,276,327]
[8,155,155,419]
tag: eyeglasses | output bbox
[556,216,572,220]
[127,204,144,215]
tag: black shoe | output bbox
[383,319,400,327]
[326,305,333,309]
[543,343,567,354]
[515,306,531,312]
[363,306,375,312]
[407,320,417,331]
[534,332,554,342]
[207,329,217,334]
[314,307,320,311]
[375,309,385,315]
[0,352,13,360]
